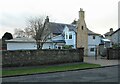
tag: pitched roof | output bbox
[110,28,120,36]
[104,28,114,36]
[87,29,101,35]
[47,22,100,36]
[47,22,76,34]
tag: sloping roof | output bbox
[6,37,36,43]
[47,22,76,34]
[87,29,101,35]
[110,28,120,36]
[47,22,100,36]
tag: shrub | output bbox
[63,45,73,49]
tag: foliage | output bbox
[26,16,50,49]
[2,32,13,40]
[112,43,120,49]
[63,45,73,49]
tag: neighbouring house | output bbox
[110,28,120,45]
[104,28,114,40]
[87,30,101,56]
[6,37,37,50]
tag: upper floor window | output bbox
[69,33,72,39]
[66,34,68,39]
[93,36,95,39]
[81,26,84,30]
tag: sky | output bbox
[0,0,119,38]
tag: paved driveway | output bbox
[2,65,119,82]
[84,56,119,66]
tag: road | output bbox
[2,65,119,82]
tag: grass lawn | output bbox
[2,63,101,77]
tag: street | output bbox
[2,65,119,82]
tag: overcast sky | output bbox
[0,0,119,38]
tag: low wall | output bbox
[107,48,120,59]
[2,48,84,67]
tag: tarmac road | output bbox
[2,65,119,83]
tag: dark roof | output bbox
[47,22,76,34]
[47,22,100,35]
[104,31,114,36]
[110,28,120,36]
[87,29,101,35]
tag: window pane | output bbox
[66,35,68,39]
[90,48,94,52]
[93,36,95,39]
[69,34,72,39]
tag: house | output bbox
[42,22,76,49]
[42,8,102,56]
[6,8,102,56]
[6,37,37,50]
[104,28,114,40]
[110,28,120,45]
[87,30,101,56]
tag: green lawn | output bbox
[2,63,101,77]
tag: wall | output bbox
[88,35,101,56]
[107,48,120,59]
[111,29,120,44]
[42,43,54,49]
[2,48,84,67]
[7,42,37,50]
[64,26,76,48]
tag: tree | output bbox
[14,28,25,38]
[26,16,51,49]
[2,32,13,50]
[2,32,13,40]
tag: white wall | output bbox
[88,35,101,56]
[88,45,96,56]
[42,43,54,49]
[88,35,101,45]
[7,42,37,50]
[64,26,76,48]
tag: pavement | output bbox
[84,56,119,66]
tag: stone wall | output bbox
[107,48,120,59]
[2,48,84,67]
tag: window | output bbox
[69,33,72,39]
[81,26,84,30]
[66,34,68,39]
[93,36,95,39]
[90,48,94,52]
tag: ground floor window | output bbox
[90,48,94,52]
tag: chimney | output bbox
[79,8,85,20]
[45,16,49,23]
[110,28,113,32]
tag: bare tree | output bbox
[26,16,50,49]
[14,28,25,38]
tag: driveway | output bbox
[84,56,119,66]
[2,65,119,82]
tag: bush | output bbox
[63,45,73,49]
[112,43,120,49]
